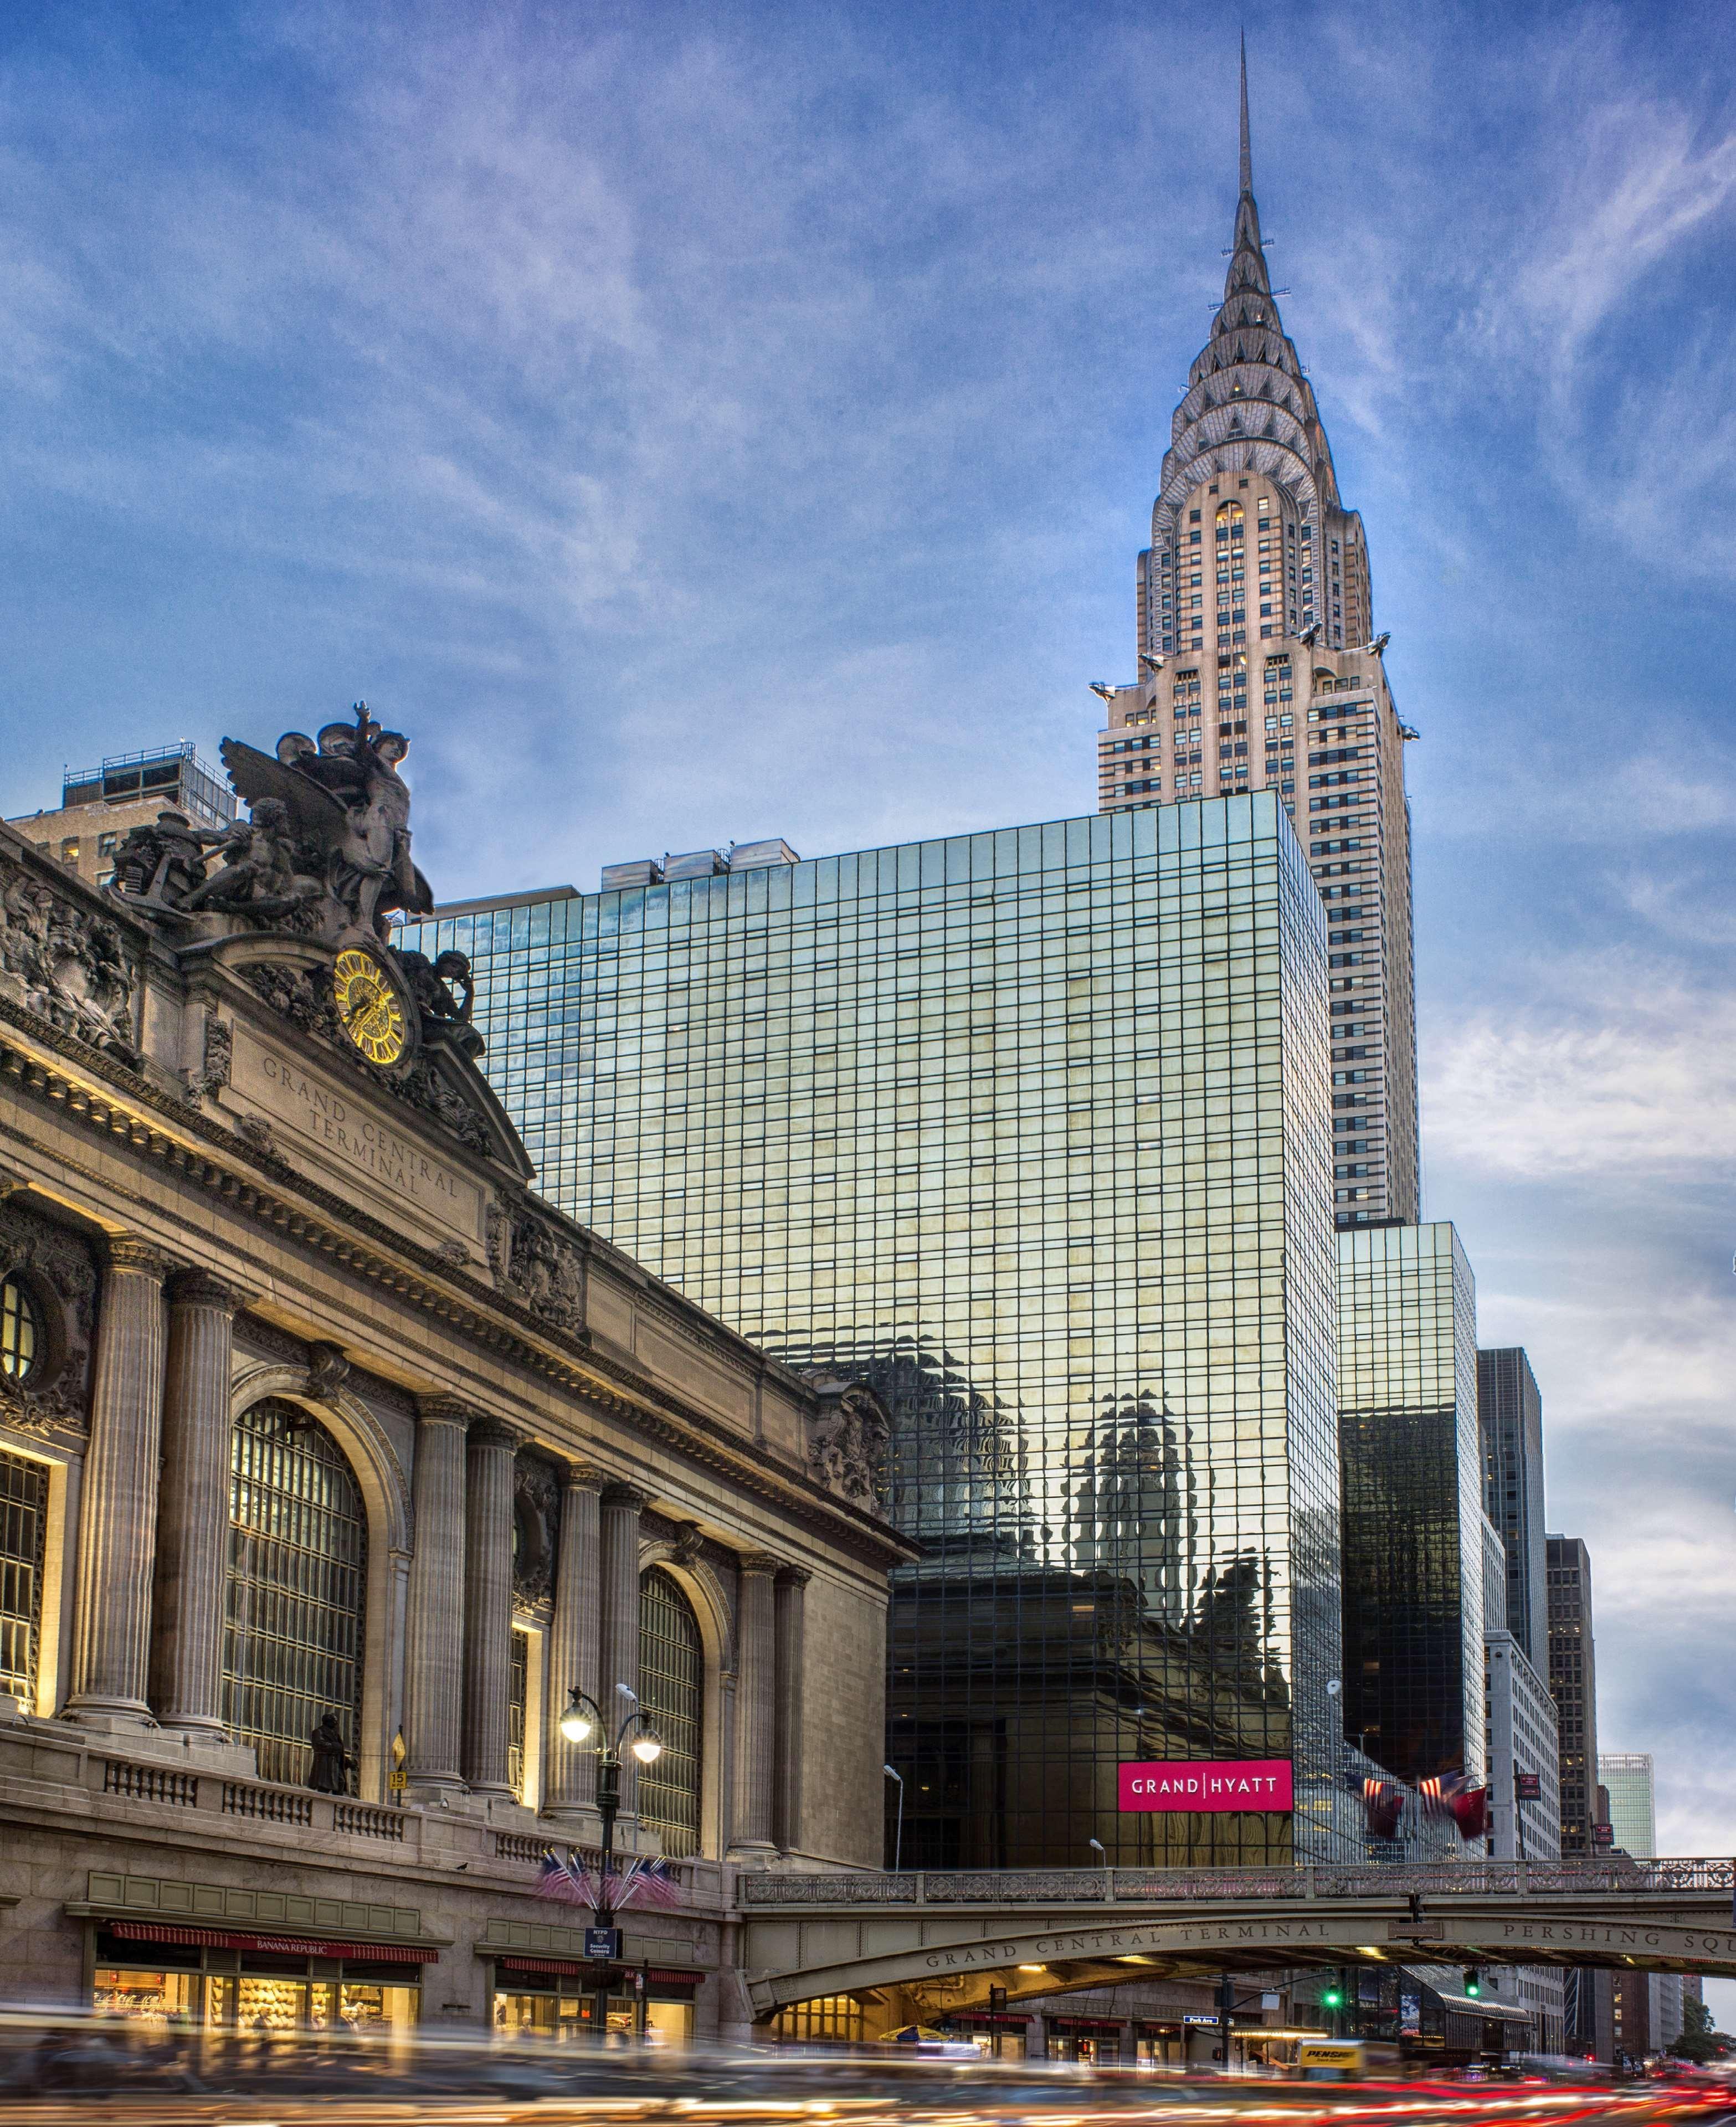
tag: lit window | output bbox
[638,1567,703,1856]
[0,1276,41,1383]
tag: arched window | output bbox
[1,1275,43,1384]
[223,1400,367,1787]
[638,1567,702,1856]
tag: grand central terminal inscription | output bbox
[228,1019,487,1252]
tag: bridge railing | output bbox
[739,1858,1735,1905]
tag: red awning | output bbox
[645,1969,703,1987]
[947,2012,1030,2028]
[107,1920,437,1965]
[499,1956,583,1977]
[1049,2016,1123,2033]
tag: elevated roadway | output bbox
[740,1859,1736,2021]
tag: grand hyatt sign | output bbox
[1118,1759,1293,1812]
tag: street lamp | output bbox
[883,1764,904,1872]
[558,1683,662,2043]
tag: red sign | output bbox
[109,1920,437,1964]
[1118,1759,1293,1812]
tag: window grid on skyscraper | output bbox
[405,795,1357,1866]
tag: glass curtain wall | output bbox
[407,797,1341,1864]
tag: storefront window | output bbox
[644,2001,694,2047]
[223,1400,367,1786]
[94,1967,198,2025]
[771,1995,864,2043]
[0,1446,49,1704]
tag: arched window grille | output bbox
[223,1400,367,1787]
[0,1447,48,1703]
[1,1275,42,1383]
[637,1567,702,1856]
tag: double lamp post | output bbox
[558,1683,663,2043]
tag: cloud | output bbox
[1425,961,1736,1184]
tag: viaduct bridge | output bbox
[740,1859,1736,2026]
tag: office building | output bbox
[1546,1536,1603,1854]
[1478,1348,1548,1665]
[1336,1223,1486,1786]
[1486,1628,1565,2049]
[6,742,235,892]
[1093,50,1419,1232]
[1599,1751,1656,1857]
[0,711,909,2038]
[407,795,1350,1866]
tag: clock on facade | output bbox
[332,947,408,1067]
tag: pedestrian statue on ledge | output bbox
[307,1712,352,1795]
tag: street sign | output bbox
[1592,1822,1614,1847]
[585,1927,623,1960]
[1514,1773,1542,1801]
[387,1769,408,1791]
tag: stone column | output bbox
[772,1566,810,1854]
[151,1271,249,1736]
[65,1239,172,1729]
[545,1463,605,1821]
[599,1482,650,1818]
[731,1552,781,1856]
[403,1398,470,1794]
[462,1419,520,1799]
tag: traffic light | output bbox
[1322,1981,1345,2010]
[1462,1967,1483,1998]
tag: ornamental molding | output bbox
[0,1012,917,1572]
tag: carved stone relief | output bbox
[489,1205,585,1335]
[0,845,140,1066]
[800,1375,891,1508]
[0,1196,98,1436]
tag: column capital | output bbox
[563,1461,609,1493]
[600,1481,652,1512]
[467,1417,521,1453]
[775,1564,813,1589]
[105,1235,176,1280]
[168,1268,252,1314]
[417,1393,477,1427]
[738,1551,784,1578]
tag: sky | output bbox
[4,0,1736,1948]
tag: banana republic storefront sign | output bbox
[227,1020,487,1252]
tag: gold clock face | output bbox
[333,948,408,1067]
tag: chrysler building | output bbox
[1095,48,1420,1228]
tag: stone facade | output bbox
[0,794,912,2041]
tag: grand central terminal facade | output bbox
[0,708,912,2043]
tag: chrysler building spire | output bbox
[1093,44,1421,1232]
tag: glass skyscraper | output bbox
[405,795,1348,1865]
[1337,1222,1487,1787]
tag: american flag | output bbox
[536,1849,682,1911]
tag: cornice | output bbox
[0,1004,917,1573]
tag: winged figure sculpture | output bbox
[220,702,434,939]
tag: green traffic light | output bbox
[1322,1985,1344,2008]
[1463,1967,1482,1998]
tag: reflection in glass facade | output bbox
[407,797,1347,1864]
[1337,1224,1485,1787]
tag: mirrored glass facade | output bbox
[407,795,1347,1864]
[1337,1223,1485,1787]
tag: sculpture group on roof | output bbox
[111,700,435,942]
